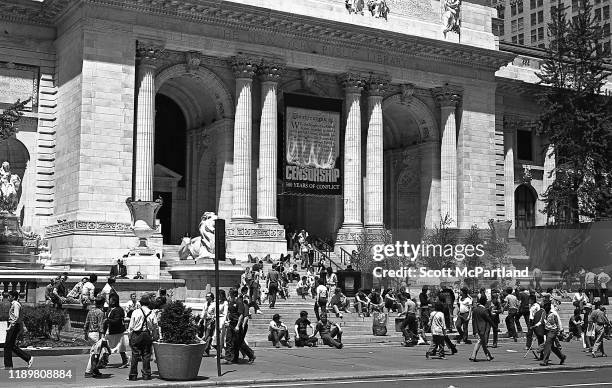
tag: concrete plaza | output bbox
[2,339,612,388]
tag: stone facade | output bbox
[1,0,610,265]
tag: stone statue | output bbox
[441,0,461,37]
[0,161,21,214]
[345,0,365,15]
[179,212,219,260]
[367,0,389,20]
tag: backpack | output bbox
[372,311,388,336]
[129,308,153,347]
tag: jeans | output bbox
[471,331,491,359]
[295,334,318,347]
[4,323,31,368]
[400,313,418,345]
[129,338,152,378]
[541,331,564,363]
[505,309,518,339]
[420,308,430,332]
[314,299,327,321]
[456,312,470,342]
[268,284,278,307]
[225,323,254,362]
[427,335,445,357]
[516,309,529,333]
[592,324,606,355]
[268,329,290,345]
[321,326,342,349]
[201,318,215,353]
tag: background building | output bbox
[491,0,611,53]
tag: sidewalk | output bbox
[2,340,612,387]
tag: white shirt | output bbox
[218,301,228,326]
[598,272,611,288]
[585,272,596,285]
[128,306,158,337]
[458,296,472,314]
[100,283,114,308]
[201,301,216,320]
[316,285,329,300]
[269,320,288,332]
[81,281,95,301]
[573,292,588,304]
[9,300,21,326]
[529,302,541,320]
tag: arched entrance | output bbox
[382,93,438,242]
[153,64,234,244]
[515,184,537,229]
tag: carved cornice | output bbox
[258,61,285,83]
[504,115,537,132]
[432,84,463,107]
[338,72,366,94]
[44,220,137,238]
[0,0,74,26]
[184,51,201,73]
[366,74,392,97]
[231,56,258,80]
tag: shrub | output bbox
[22,305,67,340]
[158,300,199,344]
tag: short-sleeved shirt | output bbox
[404,299,417,314]
[268,270,280,286]
[316,320,334,336]
[227,299,245,325]
[505,294,519,310]
[295,317,311,336]
[316,285,329,301]
[458,296,472,314]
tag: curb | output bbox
[94,363,612,388]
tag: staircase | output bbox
[0,245,43,270]
[160,244,183,278]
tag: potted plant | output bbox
[153,300,205,380]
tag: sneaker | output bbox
[128,376,138,381]
[118,362,129,369]
[338,343,343,349]
[425,352,430,359]
[275,343,280,348]
[142,375,151,380]
[27,356,34,369]
[248,356,256,364]
[256,310,263,314]
[560,355,566,365]
[438,356,446,360]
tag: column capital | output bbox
[258,61,285,83]
[136,41,164,68]
[366,75,391,97]
[432,84,463,107]
[338,72,365,94]
[231,56,258,80]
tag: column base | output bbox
[256,217,279,225]
[334,225,364,256]
[230,216,254,223]
[226,222,286,262]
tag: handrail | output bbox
[311,246,342,271]
[339,247,355,268]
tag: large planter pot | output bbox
[153,342,205,381]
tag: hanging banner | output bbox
[283,106,341,195]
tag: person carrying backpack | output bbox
[127,294,158,381]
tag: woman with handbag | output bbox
[127,294,158,381]
[103,293,129,368]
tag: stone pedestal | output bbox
[167,260,243,300]
[226,223,286,261]
[125,254,161,280]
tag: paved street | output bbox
[1,340,611,387]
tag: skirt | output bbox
[106,332,128,353]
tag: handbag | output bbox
[372,311,388,336]
[129,308,153,347]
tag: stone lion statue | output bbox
[179,212,219,260]
[0,161,21,214]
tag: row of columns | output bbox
[133,45,465,231]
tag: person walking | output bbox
[590,303,610,357]
[487,290,502,348]
[504,287,519,342]
[419,286,431,333]
[400,295,418,347]
[127,294,158,381]
[4,291,34,370]
[539,303,567,366]
[426,302,447,359]
[597,270,610,306]
[198,292,216,356]
[267,264,281,308]
[314,278,329,321]
[470,297,494,361]
[102,293,129,368]
[224,288,255,364]
[455,287,472,344]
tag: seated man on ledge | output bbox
[294,310,318,347]
[330,287,350,318]
[109,258,128,279]
[312,313,343,349]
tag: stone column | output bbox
[542,144,555,224]
[133,44,161,201]
[257,62,283,224]
[338,73,365,230]
[503,125,516,235]
[432,85,462,228]
[231,57,257,223]
[364,76,389,230]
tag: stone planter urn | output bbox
[153,342,206,380]
[125,197,163,255]
[489,219,512,243]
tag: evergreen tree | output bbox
[0,98,30,142]
[536,0,612,222]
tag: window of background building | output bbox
[518,33,525,44]
[604,5,610,19]
[518,1,524,13]
[517,130,533,161]
[596,8,602,21]
[512,19,518,32]
[538,27,545,39]
[512,35,518,43]
[531,0,537,9]
[605,41,611,54]
[604,23,610,35]
[538,10,544,23]
[531,29,538,42]
[537,0,543,6]
[538,43,546,48]
[531,13,537,25]
[518,17,524,29]
[595,0,601,4]
[511,3,517,15]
